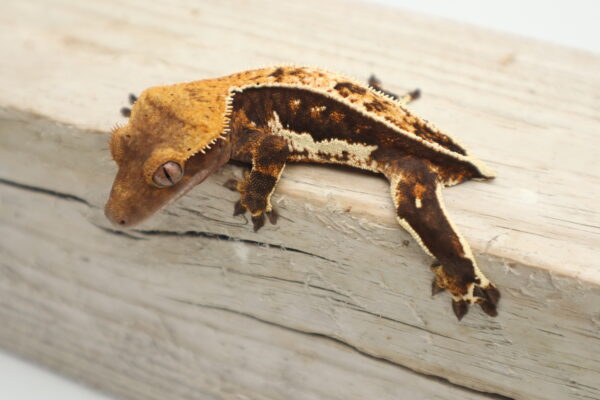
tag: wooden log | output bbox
[1,1,599,399]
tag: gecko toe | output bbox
[252,213,265,232]
[430,262,445,296]
[233,200,246,216]
[482,285,501,306]
[479,300,498,317]
[452,299,469,321]
[408,88,421,101]
[367,74,382,89]
[128,93,138,105]
[477,284,500,317]
[473,285,485,298]
[224,178,239,191]
[266,209,278,225]
[120,107,131,118]
[431,279,445,296]
[431,260,500,319]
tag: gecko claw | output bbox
[120,107,131,118]
[479,300,498,317]
[266,209,278,225]
[431,279,445,296]
[483,285,501,305]
[252,213,265,231]
[120,93,138,117]
[232,198,278,231]
[449,284,500,320]
[432,260,500,320]
[407,88,421,101]
[473,285,485,298]
[233,200,246,216]
[430,262,445,296]
[452,299,469,321]
[224,178,239,191]
[477,285,500,317]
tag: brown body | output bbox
[105,66,500,320]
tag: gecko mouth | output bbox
[104,139,230,227]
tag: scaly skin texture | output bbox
[105,66,500,320]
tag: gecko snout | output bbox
[104,202,132,227]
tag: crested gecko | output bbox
[105,66,500,320]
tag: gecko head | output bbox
[104,86,231,227]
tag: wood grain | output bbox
[0,1,599,399]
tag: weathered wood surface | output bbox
[1,1,599,399]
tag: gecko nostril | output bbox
[119,219,126,225]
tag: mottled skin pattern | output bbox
[105,66,500,320]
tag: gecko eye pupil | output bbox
[153,161,183,188]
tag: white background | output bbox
[372,0,600,53]
[2,1,598,399]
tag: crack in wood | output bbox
[180,206,249,227]
[183,263,355,301]
[169,297,514,400]
[93,224,147,241]
[324,296,461,341]
[0,177,90,206]
[133,229,338,264]
[0,176,339,266]
[544,216,600,231]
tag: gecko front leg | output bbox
[230,132,289,231]
[383,157,500,320]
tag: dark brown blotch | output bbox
[269,67,285,81]
[415,121,467,156]
[255,137,289,169]
[334,81,367,97]
[231,86,479,185]
[365,99,388,112]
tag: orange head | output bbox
[105,82,231,227]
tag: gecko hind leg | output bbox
[231,134,289,231]
[368,75,421,106]
[384,157,500,320]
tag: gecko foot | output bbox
[451,283,500,320]
[251,210,278,231]
[452,299,469,321]
[232,199,278,232]
[431,262,500,320]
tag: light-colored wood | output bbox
[0,1,599,400]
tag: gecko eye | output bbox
[153,161,183,188]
